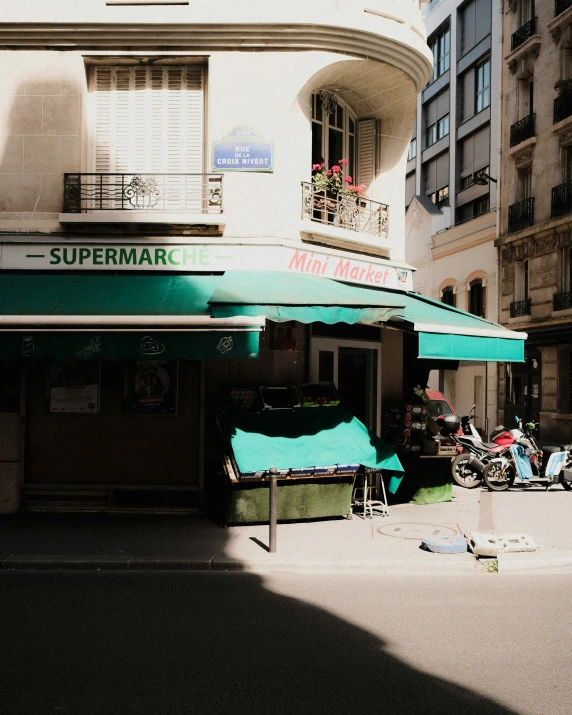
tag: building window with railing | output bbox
[441,285,456,307]
[429,25,450,84]
[512,0,536,50]
[554,248,572,311]
[554,78,572,124]
[468,278,486,318]
[510,260,532,316]
[475,59,491,112]
[508,167,534,232]
[552,146,572,218]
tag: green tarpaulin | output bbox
[226,405,404,493]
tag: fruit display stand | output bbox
[215,388,403,524]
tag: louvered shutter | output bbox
[93,65,204,210]
[356,118,376,191]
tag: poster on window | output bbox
[127,359,178,415]
[49,360,100,414]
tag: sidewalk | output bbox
[1,485,572,574]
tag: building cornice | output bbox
[0,22,433,91]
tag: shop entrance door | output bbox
[0,362,25,513]
[310,338,381,433]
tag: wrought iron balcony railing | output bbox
[511,17,536,51]
[301,183,389,239]
[63,173,223,214]
[552,180,572,219]
[555,0,572,17]
[510,298,531,318]
[508,197,534,233]
[510,113,535,147]
[554,91,572,124]
[554,291,572,311]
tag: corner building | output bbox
[0,1,521,516]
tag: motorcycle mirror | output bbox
[515,415,520,423]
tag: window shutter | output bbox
[425,98,437,128]
[462,69,475,122]
[461,135,475,178]
[357,118,376,191]
[424,159,436,195]
[437,89,450,119]
[473,125,490,172]
[93,64,204,177]
[436,151,449,189]
[405,172,416,206]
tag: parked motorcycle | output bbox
[482,417,572,491]
[444,407,511,489]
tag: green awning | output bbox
[225,405,404,493]
[0,273,260,360]
[209,271,404,324]
[390,293,526,362]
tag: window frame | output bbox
[429,26,451,84]
[475,58,491,113]
[468,277,486,318]
[311,93,357,181]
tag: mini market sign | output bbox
[0,243,413,291]
[212,126,273,172]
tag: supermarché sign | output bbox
[0,243,413,291]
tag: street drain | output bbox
[376,523,460,540]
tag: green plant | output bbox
[311,159,367,198]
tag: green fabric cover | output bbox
[0,273,220,316]
[209,271,404,324]
[0,331,259,361]
[224,480,353,523]
[418,331,524,362]
[226,405,404,493]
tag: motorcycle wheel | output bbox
[561,480,572,491]
[451,453,482,489]
[483,462,514,491]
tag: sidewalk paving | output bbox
[1,485,572,574]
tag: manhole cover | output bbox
[376,523,460,540]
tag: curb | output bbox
[0,552,477,575]
[497,555,572,573]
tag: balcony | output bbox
[510,114,535,147]
[508,197,534,233]
[555,0,572,17]
[61,173,224,227]
[301,183,389,241]
[554,291,572,311]
[510,298,531,318]
[554,89,572,124]
[552,180,572,218]
[511,18,536,51]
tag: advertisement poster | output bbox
[127,359,178,415]
[49,360,100,414]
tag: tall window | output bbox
[424,90,450,148]
[476,59,491,113]
[516,260,529,301]
[424,152,450,205]
[429,26,450,84]
[460,0,492,56]
[459,126,490,190]
[517,167,532,201]
[442,286,456,306]
[91,64,205,174]
[469,278,486,317]
[407,138,417,161]
[311,93,356,180]
[564,146,572,182]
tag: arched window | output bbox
[441,285,456,307]
[312,92,356,180]
[469,278,486,318]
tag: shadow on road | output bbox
[0,568,519,715]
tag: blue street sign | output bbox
[212,126,273,172]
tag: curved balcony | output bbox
[0,1,433,92]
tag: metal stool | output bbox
[352,472,389,518]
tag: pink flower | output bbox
[331,165,341,173]
[326,169,332,176]
[345,176,353,183]
[338,158,349,165]
[312,163,322,171]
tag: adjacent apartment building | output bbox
[405,0,502,434]
[496,0,572,440]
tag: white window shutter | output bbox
[356,118,377,191]
[93,64,204,181]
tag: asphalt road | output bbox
[1,571,570,715]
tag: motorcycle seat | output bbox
[483,442,504,450]
[541,444,572,456]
